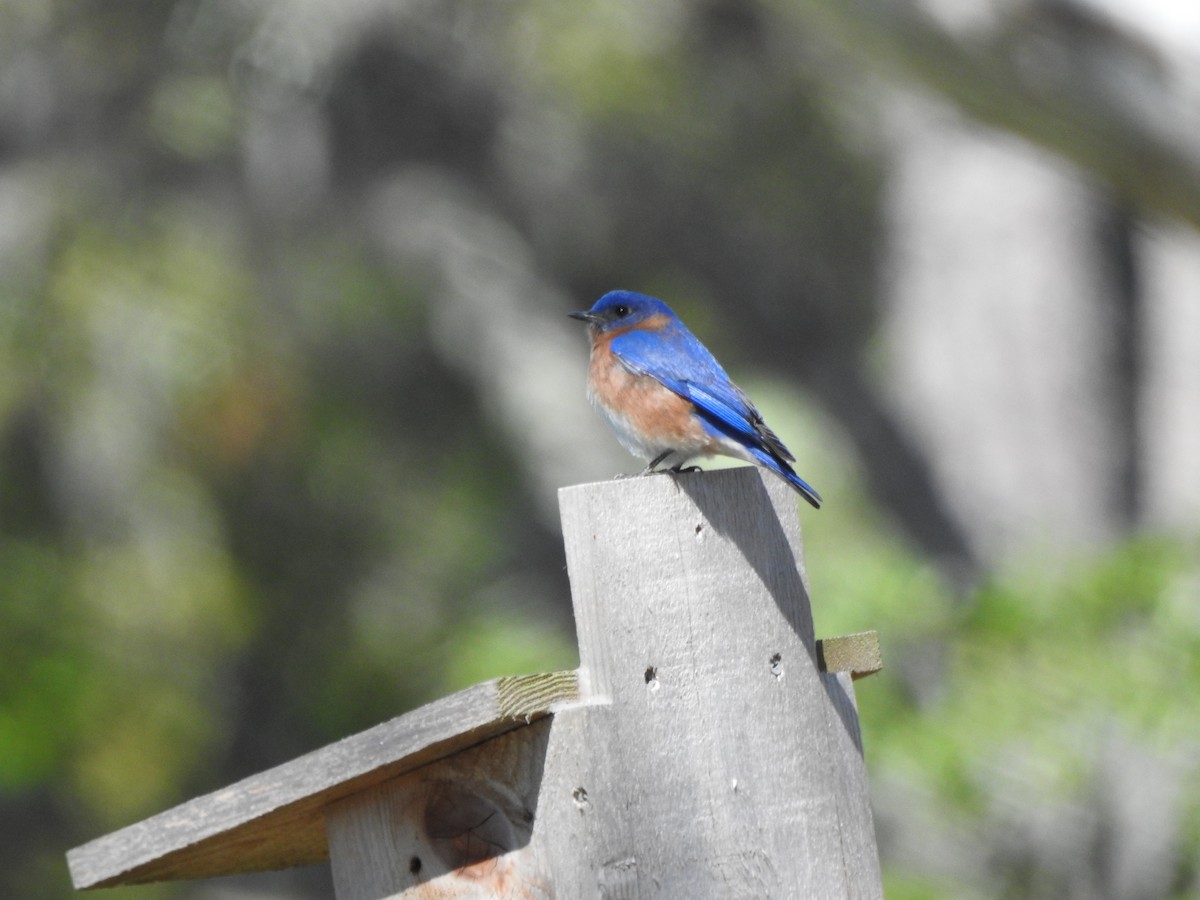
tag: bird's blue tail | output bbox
[744,444,822,509]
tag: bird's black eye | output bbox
[614,304,630,318]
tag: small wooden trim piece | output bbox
[817,631,883,680]
[495,670,579,719]
[67,671,579,890]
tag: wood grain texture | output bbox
[817,630,884,680]
[327,718,554,900]
[544,466,883,898]
[67,672,577,890]
[68,467,882,899]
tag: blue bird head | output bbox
[569,290,675,334]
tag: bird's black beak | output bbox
[568,310,599,323]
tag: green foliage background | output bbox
[0,1,1196,897]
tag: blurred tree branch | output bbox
[784,0,1200,228]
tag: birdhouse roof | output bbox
[67,671,579,890]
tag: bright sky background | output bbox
[1085,0,1200,55]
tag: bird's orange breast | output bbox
[588,326,709,448]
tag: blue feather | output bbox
[575,290,822,509]
[610,328,752,438]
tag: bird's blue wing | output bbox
[610,327,792,459]
[611,324,820,507]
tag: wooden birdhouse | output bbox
[68,468,884,898]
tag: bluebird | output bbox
[569,290,821,509]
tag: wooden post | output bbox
[67,466,882,898]
[525,466,882,897]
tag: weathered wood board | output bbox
[69,466,883,899]
[66,672,578,889]
[533,467,883,898]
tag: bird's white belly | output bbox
[588,390,712,465]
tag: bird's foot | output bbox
[670,464,703,474]
[638,450,675,476]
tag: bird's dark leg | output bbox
[639,450,674,476]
